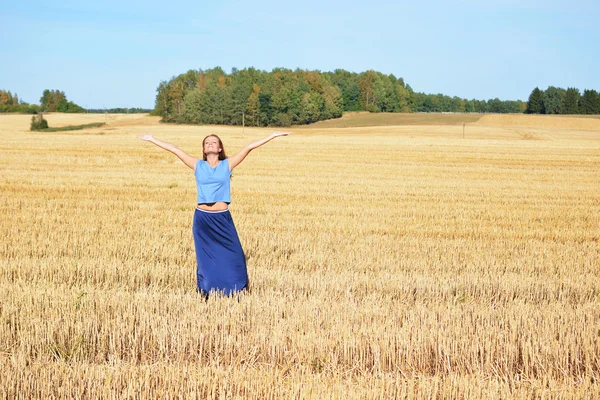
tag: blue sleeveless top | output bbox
[195,159,231,204]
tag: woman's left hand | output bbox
[271,131,291,138]
[137,133,154,141]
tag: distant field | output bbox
[1,113,599,398]
[476,114,600,131]
[0,112,161,134]
[298,111,484,128]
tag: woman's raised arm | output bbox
[138,133,198,170]
[227,131,290,171]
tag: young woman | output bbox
[138,131,290,297]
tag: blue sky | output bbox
[2,0,598,109]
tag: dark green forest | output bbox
[153,67,531,126]
[525,86,600,115]
[153,67,600,126]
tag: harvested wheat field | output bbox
[1,112,599,398]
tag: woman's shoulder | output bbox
[194,159,204,171]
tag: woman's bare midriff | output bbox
[197,202,229,211]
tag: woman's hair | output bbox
[202,135,227,161]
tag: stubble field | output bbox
[1,112,599,398]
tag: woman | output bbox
[138,131,290,297]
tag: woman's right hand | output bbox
[270,131,291,138]
[138,133,154,141]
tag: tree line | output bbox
[39,90,85,113]
[1,89,151,114]
[0,90,40,113]
[86,107,152,114]
[0,89,86,113]
[4,78,599,122]
[152,67,530,126]
[525,87,600,115]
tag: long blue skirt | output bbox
[192,208,248,296]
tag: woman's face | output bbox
[203,136,221,155]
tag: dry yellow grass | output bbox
[476,114,600,130]
[1,113,599,398]
[298,111,483,128]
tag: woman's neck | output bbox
[206,154,220,167]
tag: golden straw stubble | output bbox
[1,113,599,398]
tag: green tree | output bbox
[322,85,343,120]
[328,69,361,111]
[214,80,232,124]
[30,114,48,130]
[562,87,581,114]
[421,95,436,112]
[358,71,386,112]
[40,89,67,111]
[0,90,12,105]
[152,81,170,117]
[299,93,322,124]
[465,100,475,113]
[229,69,254,125]
[167,78,186,119]
[246,84,261,126]
[395,84,410,112]
[57,98,69,112]
[258,93,273,126]
[453,97,466,113]
[526,87,545,114]
[472,99,488,113]
[543,86,566,114]
[183,89,204,124]
[580,89,600,114]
